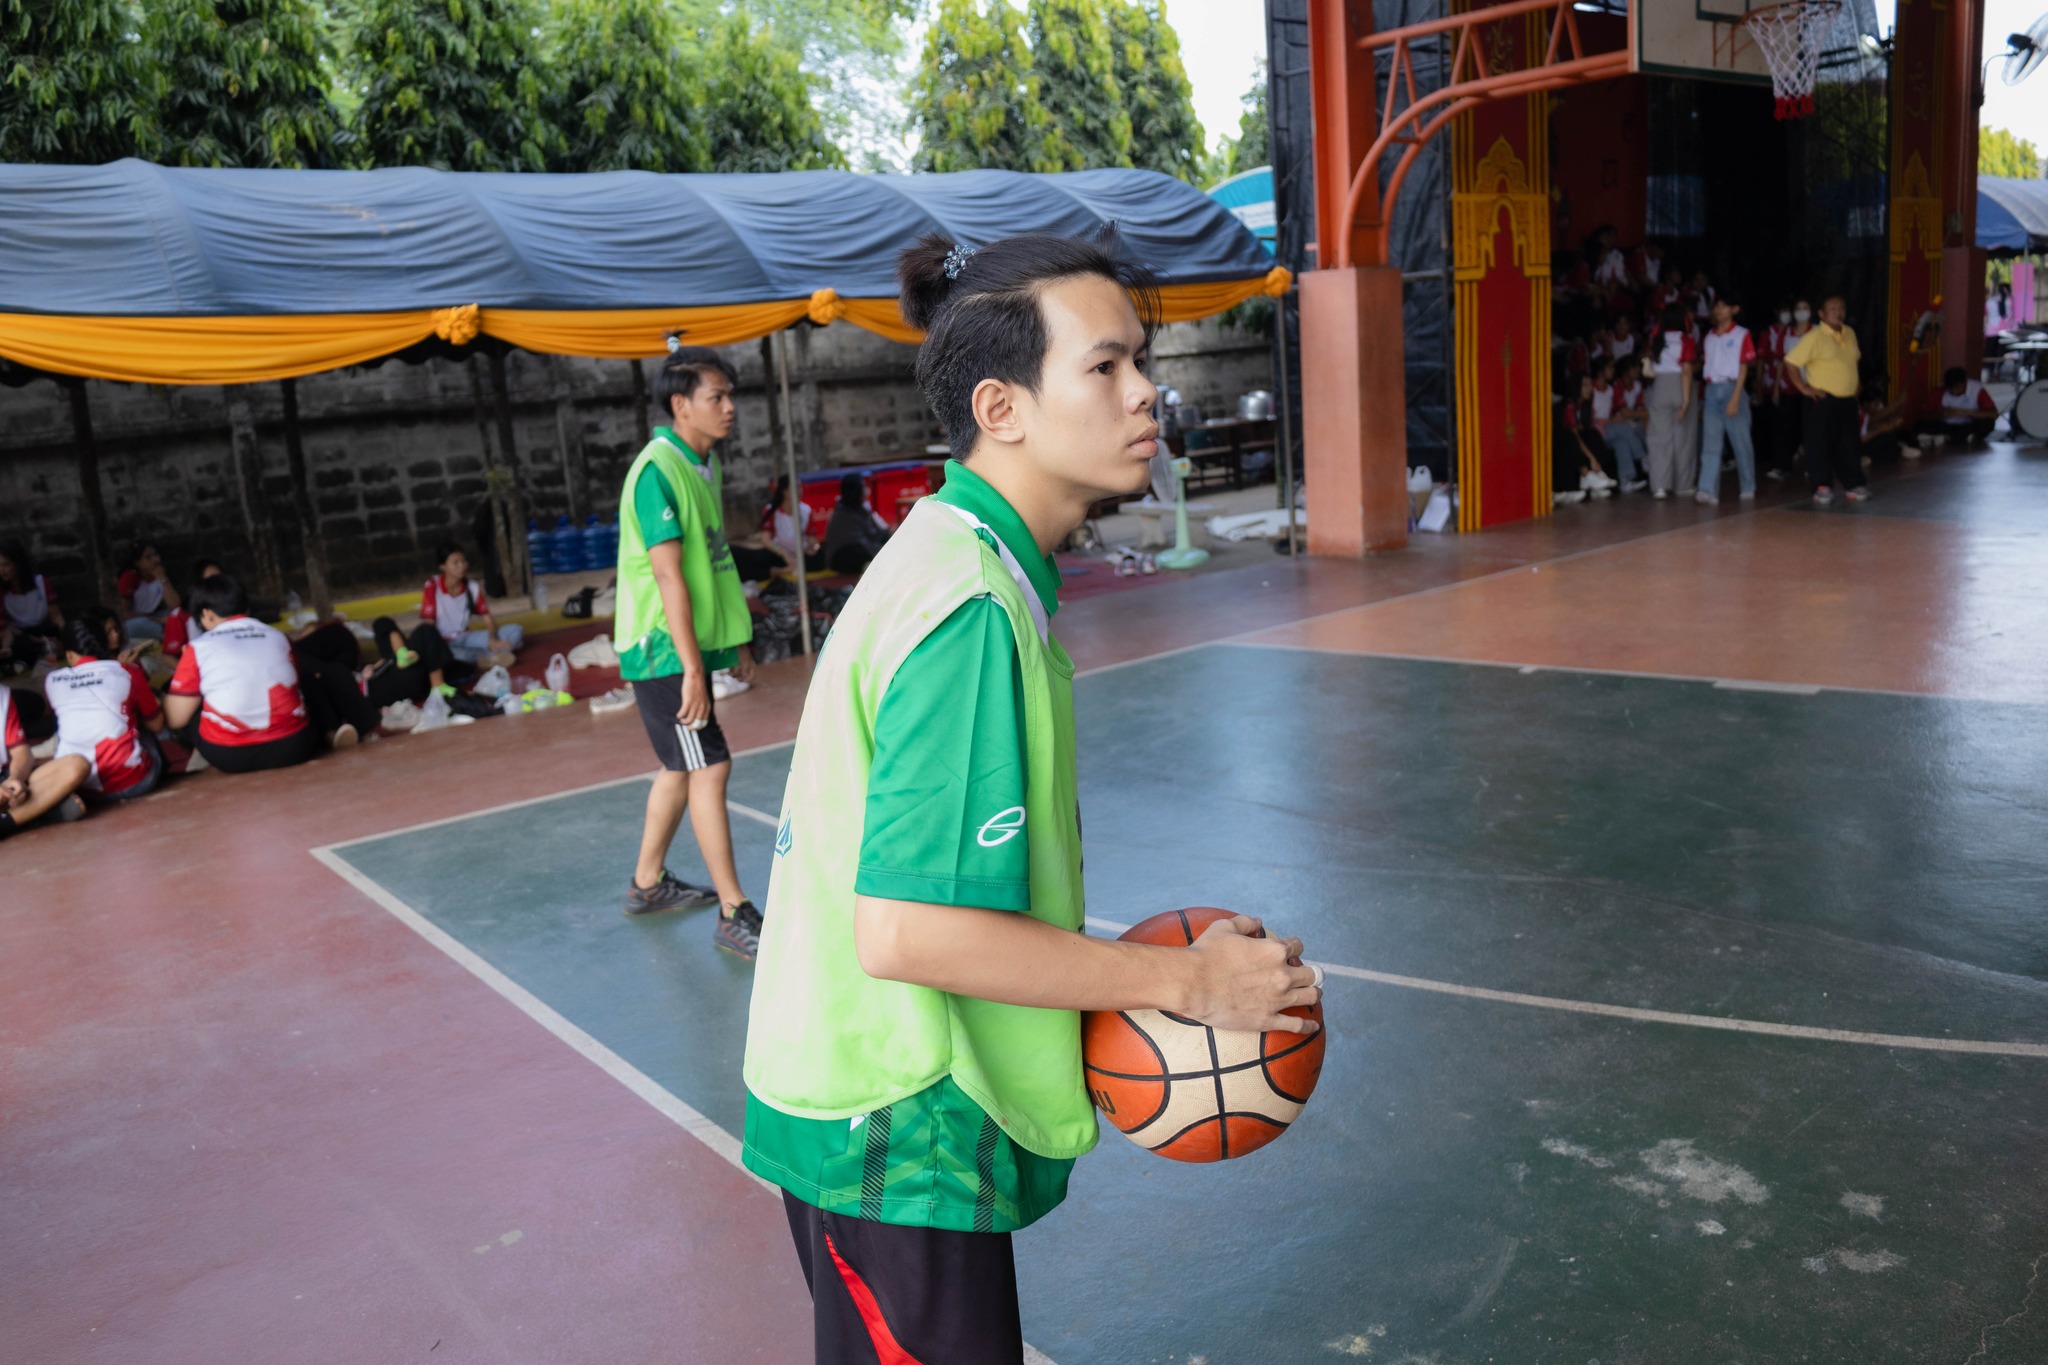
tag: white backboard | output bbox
[1632,0,1777,84]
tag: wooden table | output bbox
[1171,417,1276,491]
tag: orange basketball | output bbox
[1082,907,1325,1163]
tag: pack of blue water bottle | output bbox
[526,514,620,576]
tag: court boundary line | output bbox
[1214,640,2046,706]
[308,839,1063,1365]
[1079,917,2048,1059]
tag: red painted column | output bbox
[1940,0,1985,379]
[1302,0,1411,554]
[1888,0,1948,416]
[1449,2,1553,530]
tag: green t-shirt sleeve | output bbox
[633,463,686,550]
[855,596,1030,912]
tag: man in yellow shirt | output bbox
[1784,296,1871,504]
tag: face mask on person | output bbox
[1778,310,1792,325]
[1794,308,1811,324]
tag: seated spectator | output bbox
[1607,314,1639,367]
[1553,376,1619,504]
[760,474,824,575]
[1,539,65,674]
[290,618,439,716]
[1918,366,1998,445]
[419,543,520,670]
[46,615,168,805]
[0,676,89,838]
[823,473,891,576]
[96,603,176,690]
[160,559,222,662]
[116,540,181,642]
[1590,359,1649,492]
[166,575,366,773]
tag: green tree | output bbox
[705,0,913,169]
[343,0,557,171]
[545,0,704,172]
[0,0,159,162]
[1104,0,1202,182]
[1027,0,1128,171]
[697,13,846,173]
[1214,59,1268,182]
[147,0,344,168]
[909,0,1056,173]
[1980,125,2042,179]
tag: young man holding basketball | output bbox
[615,343,762,955]
[742,234,1321,1363]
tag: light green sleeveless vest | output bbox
[614,435,751,679]
[743,498,1098,1161]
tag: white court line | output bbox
[311,838,1066,1364]
[1081,917,2048,1059]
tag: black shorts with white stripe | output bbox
[631,675,732,772]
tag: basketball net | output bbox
[1743,0,1841,120]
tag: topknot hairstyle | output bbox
[897,229,1159,459]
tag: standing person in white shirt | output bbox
[1696,298,1759,504]
[1643,305,1698,499]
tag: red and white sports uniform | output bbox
[4,572,57,630]
[161,607,195,657]
[48,656,160,795]
[1941,380,1998,422]
[1759,323,1792,397]
[1650,329,1698,374]
[1700,324,1757,384]
[169,616,308,747]
[0,684,23,779]
[419,576,489,641]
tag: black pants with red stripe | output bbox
[782,1191,1023,1365]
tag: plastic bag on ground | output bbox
[544,652,571,694]
[473,665,512,699]
[415,691,451,731]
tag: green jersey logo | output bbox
[976,806,1026,848]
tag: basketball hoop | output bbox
[1742,0,1842,119]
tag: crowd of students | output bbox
[1550,226,2001,510]
[0,538,529,842]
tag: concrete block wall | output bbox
[0,317,1270,603]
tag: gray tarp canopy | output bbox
[1979,175,2048,255]
[0,161,1285,385]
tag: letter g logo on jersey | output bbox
[976,806,1026,848]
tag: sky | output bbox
[1980,0,2048,153]
[1162,0,1272,156]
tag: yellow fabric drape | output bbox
[0,270,1294,385]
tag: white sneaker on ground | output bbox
[331,723,359,749]
[1845,486,1873,503]
[590,686,635,715]
[1620,479,1648,493]
[1739,490,1756,501]
[712,670,751,700]
[1553,490,1587,506]
[381,699,423,732]
[1694,490,1718,505]
[568,634,619,669]
[1652,489,1669,500]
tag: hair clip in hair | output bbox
[943,243,977,280]
[665,333,683,353]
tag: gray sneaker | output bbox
[1844,486,1873,503]
[624,869,720,917]
[714,900,763,960]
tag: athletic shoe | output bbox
[331,723,359,749]
[1844,486,1873,503]
[1694,491,1718,505]
[1652,489,1669,500]
[624,869,720,917]
[712,670,751,700]
[55,794,86,823]
[567,634,619,669]
[1739,490,1756,501]
[1765,468,1786,482]
[714,900,764,960]
[1813,486,1835,504]
[1620,479,1648,493]
[590,686,635,715]
[381,699,423,732]
[1553,490,1587,506]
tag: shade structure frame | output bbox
[0,162,1290,385]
